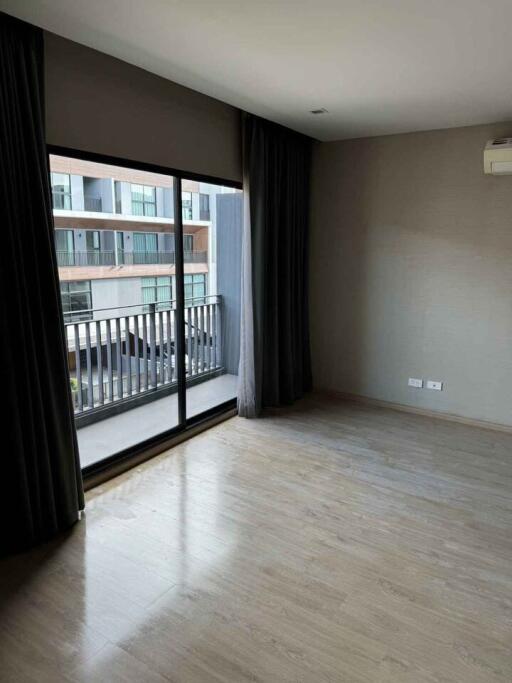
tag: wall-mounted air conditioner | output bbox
[484,138,512,175]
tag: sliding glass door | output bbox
[181,179,242,419]
[50,154,180,468]
[49,152,241,471]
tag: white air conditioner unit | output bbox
[484,138,512,175]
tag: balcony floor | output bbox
[76,373,237,467]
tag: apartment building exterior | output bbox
[50,155,235,322]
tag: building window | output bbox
[60,280,92,322]
[55,229,75,266]
[133,232,158,264]
[182,191,193,220]
[115,231,124,263]
[199,193,210,220]
[131,184,156,216]
[83,177,103,212]
[114,181,122,214]
[184,273,206,305]
[85,230,101,265]
[142,276,172,310]
[51,172,72,210]
[183,234,194,253]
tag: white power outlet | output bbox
[427,380,443,391]
[408,378,423,388]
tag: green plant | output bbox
[69,377,78,392]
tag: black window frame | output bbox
[47,144,242,484]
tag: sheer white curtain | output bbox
[237,172,256,417]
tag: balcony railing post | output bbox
[193,304,199,375]
[134,314,141,393]
[186,306,192,376]
[84,322,94,409]
[216,296,222,370]
[200,304,205,372]
[106,319,114,402]
[158,310,165,383]
[73,324,83,412]
[142,311,148,390]
[115,318,123,400]
[149,302,157,388]
[206,303,211,370]
[211,300,216,370]
[125,315,132,396]
[95,321,104,406]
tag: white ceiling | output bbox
[2,0,512,141]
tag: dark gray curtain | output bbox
[239,113,312,416]
[0,13,84,556]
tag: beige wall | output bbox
[310,122,512,427]
[44,33,241,184]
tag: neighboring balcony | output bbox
[56,250,208,267]
[57,250,116,266]
[119,250,207,265]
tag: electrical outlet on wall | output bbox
[408,378,423,388]
[427,380,443,391]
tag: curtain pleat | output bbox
[238,114,312,416]
[0,12,84,556]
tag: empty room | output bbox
[1,2,511,682]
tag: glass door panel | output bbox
[49,154,180,468]
[182,180,242,419]
[55,229,75,266]
[85,230,101,265]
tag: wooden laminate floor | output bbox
[1,395,512,682]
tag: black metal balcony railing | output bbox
[129,250,174,265]
[118,250,207,265]
[65,296,222,416]
[56,250,208,267]
[84,196,103,212]
[56,250,116,266]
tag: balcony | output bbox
[119,250,207,265]
[65,296,235,465]
[76,373,236,466]
[57,250,116,266]
[57,250,208,267]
